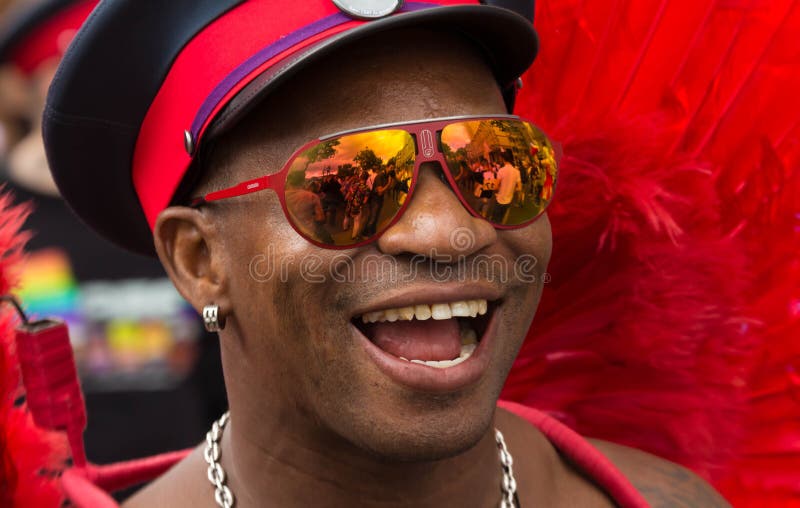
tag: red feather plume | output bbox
[0,191,69,507]
[503,0,800,505]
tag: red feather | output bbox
[504,0,800,505]
[0,190,69,507]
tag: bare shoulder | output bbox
[588,439,731,508]
[122,445,209,508]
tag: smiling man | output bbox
[43,1,730,507]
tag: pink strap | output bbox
[87,450,192,492]
[61,469,118,508]
[62,450,192,507]
[498,400,650,508]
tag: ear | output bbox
[153,206,230,319]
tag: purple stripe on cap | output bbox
[189,1,440,141]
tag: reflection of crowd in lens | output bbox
[287,161,407,244]
[454,141,557,225]
[287,127,557,244]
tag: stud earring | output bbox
[202,304,225,332]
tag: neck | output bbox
[221,402,505,508]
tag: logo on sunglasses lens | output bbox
[420,129,435,158]
[333,0,404,19]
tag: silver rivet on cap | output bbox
[184,130,195,156]
[332,0,403,20]
[516,77,524,89]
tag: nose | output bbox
[377,162,497,260]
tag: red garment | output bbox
[500,400,649,508]
[61,401,649,508]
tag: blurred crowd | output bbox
[0,0,224,498]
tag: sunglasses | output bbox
[191,115,558,248]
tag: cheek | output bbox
[221,196,355,382]
[222,191,320,283]
[508,213,553,279]
[498,213,553,345]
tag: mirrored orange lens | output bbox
[284,130,415,246]
[440,119,558,226]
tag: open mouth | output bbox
[353,299,495,369]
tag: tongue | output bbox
[367,318,463,361]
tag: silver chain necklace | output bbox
[204,411,519,508]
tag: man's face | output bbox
[202,30,552,460]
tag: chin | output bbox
[353,414,494,463]
[317,371,503,463]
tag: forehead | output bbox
[209,28,506,178]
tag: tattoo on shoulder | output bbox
[633,460,731,508]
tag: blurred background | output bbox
[0,0,226,500]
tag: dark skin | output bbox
[124,30,730,508]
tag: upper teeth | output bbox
[361,299,488,324]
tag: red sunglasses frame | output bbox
[191,114,556,249]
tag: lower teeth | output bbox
[393,319,480,369]
[399,342,477,369]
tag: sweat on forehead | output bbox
[186,28,505,199]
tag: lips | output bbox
[352,297,499,392]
